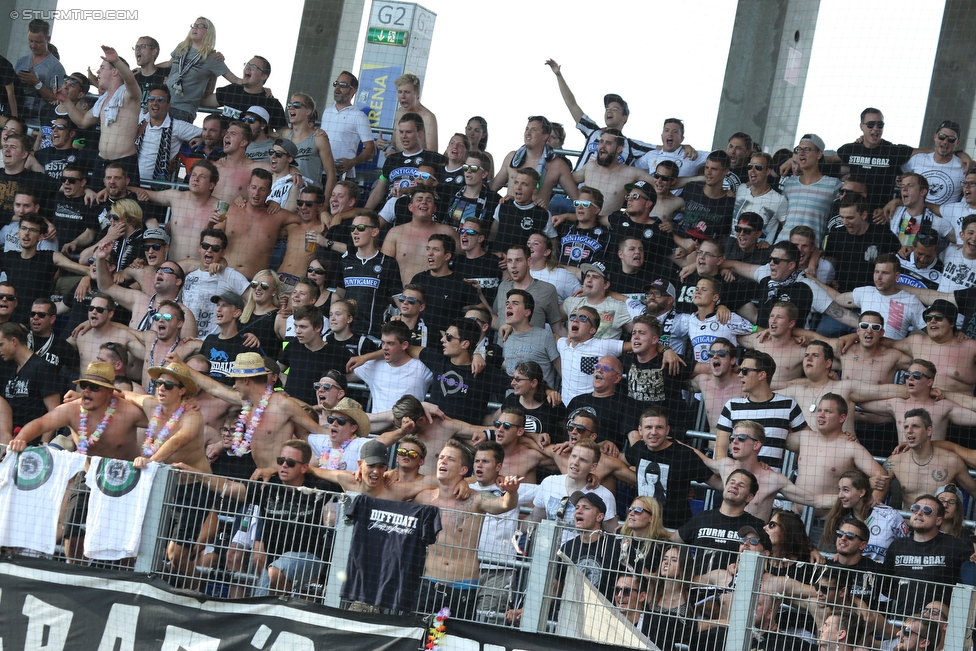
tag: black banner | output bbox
[0,559,424,650]
[444,618,629,651]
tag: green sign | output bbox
[367,27,408,46]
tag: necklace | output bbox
[320,436,354,469]
[231,384,273,456]
[77,396,119,455]
[808,380,829,413]
[142,399,187,457]
[147,337,180,394]
[910,447,934,467]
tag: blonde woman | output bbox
[240,270,282,356]
[164,18,242,121]
[281,92,335,199]
[617,496,669,575]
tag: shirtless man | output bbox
[94,239,198,335]
[468,407,547,484]
[137,160,221,263]
[391,73,438,153]
[277,185,326,281]
[310,438,403,500]
[184,354,231,456]
[217,169,302,280]
[490,116,579,209]
[414,439,522,619]
[649,161,686,224]
[172,351,324,469]
[212,121,270,202]
[68,292,142,373]
[60,46,140,184]
[833,312,911,385]
[684,420,829,520]
[780,340,858,433]
[8,361,149,561]
[127,301,202,392]
[380,186,457,285]
[568,130,655,215]
[788,394,887,514]
[858,359,976,442]
[739,301,806,389]
[877,408,976,507]
[126,361,210,587]
[688,338,742,435]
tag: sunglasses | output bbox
[394,294,422,304]
[857,322,883,331]
[287,101,307,109]
[412,171,433,180]
[78,381,105,392]
[0,293,18,301]
[240,116,263,124]
[910,504,935,515]
[145,243,164,251]
[746,163,765,171]
[937,133,958,143]
[923,313,945,323]
[768,256,791,265]
[313,382,336,391]
[88,305,108,313]
[907,371,933,380]
[863,121,885,129]
[573,200,593,208]
[625,193,648,201]
[467,316,487,326]
[627,506,646,514]
[652,172,674,181]
[158,267,178,276]
[327,415,350,426]
[568,314,591,323]
[108,214,122,222]
[51,123,69,131]
[276,457,300,468]
[835,529,862,541]
[190,22,208,29]
[740,536,761,546]
[566,423,590,433]
[296,200,318,207]
[493,420,517,430]
[442,332,458,342]
[153,379,184,391]
[61,176,82,184]
[614,587,634,596]
[737,367,761,375]
[332,81,352,88]
[702,349,731,360]
[306,267,326,276]
[29,311,52,318]
[793,146,815,154]
[250,281,271,290]
[87,257,97,264]
[459,228,479,236]
[817,584,835,594]
[734,226,756,235]
[243,62,269,73]
[461,164,482,172]
[901,625,917,637]
[269,150,289,158]
[152,313,174,322]
[146,96,168,104]
[593,363,617,373]
[200,242,224,252]
[351,223,370,232]
[729,433,757,442]
[397,448,420,459]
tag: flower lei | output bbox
[77,396,119,455]
[319,436,353,470]
[231,384,273,456]
[425,607,450,650]
[142,399,188,457]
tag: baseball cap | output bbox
[244,106,270,123]
[644,278,676,298]
[938,120,961,134]
[799,133,825,152]
[603,94,629,116]
[683,220,720,241]
[143,227,170,243]
[570,490,607,514]
[735,213,764,235]
[360,439,389,466]
[580,260,609,282]
[211,291,244,310]
[624,179,655,200]
[274,138,299,159]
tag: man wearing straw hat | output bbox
[169,351,324,469]
[307,396,370,473]
[125,361,211,588]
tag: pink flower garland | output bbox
[142,399,188,457]
[77,396,119,455]
[231,384,273,456]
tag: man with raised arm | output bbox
[127,300,202,393]
[490,116,579,209]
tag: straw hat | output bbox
[324,397,371,436]
[72,361,120,392]
[147,362,199,397]
[224,352,269,378]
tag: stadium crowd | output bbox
[2,15,976,651]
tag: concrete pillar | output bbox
[2,0,60,65]
[919,0,976,148]
[288,0,365,115]
[712,0,821,153]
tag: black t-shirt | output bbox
[491,201,551,253]
[827,557,882,609]
[0,354,60,433]
[444,186,500,229]
[821,223,901,293]
[0,56,20,117]
[134,66,171,109]
[52,195,101,247]
[279,340,333,406]
[612,266,677,306]
[0,168,56,224]
[556,532,622,602]
[622,352,688,423]
[452,253,502,308]
[215,84,288,129]
[723,166,748,193]
[238,310,281,358]
[755,277,813,329]
[257,474,334,558]
[882,532,971,616]
[625,441,714,529]
[34,147,95,182]
[437,166,466,213]
[341,250,402,339]
[607,211,676,262]
[500,392,566,442]
[419,347,494,424]
[408,270,479,337]
[677,507,770,574]
[200,333,263,385]
[677,182,736,239]
[557,223,615,267]
[341,495,441,611]
[210,450,257,482]
[566,391,638,450]
[721,236,770,265]
[837,140,914,208]
[954,286,976,339]
[2,250,57,321]
[380,150,446,200]
[674,271,701,314]
[28,332,80,387]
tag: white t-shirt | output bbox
[889,206,953,246]
[939,200,976,238]
[355,357,433,413]
[530,267,581,303]
[533,474,616,545]
[477,481,537,569]
[84,457,159,560]
[268,172,314,206]
[308,435,367,471]
[733,185,788,241]
[670,311,755,362]
[851,286,926,340]
[182,267,250,338]
[938,246,976,293]
[635,147,704,176]
[556,337,624,405]
[903,152,966,205]
[561,295,632,340]
[319,103,374,177]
